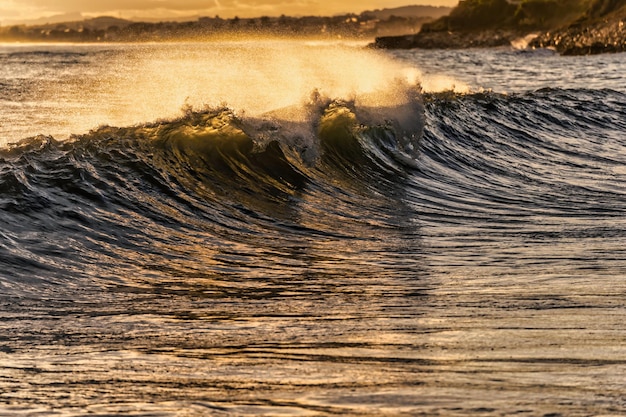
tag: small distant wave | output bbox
[510,33,540,50]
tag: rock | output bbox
[372,0,626,55]
[372,35,417,49]
[530,19,626,55]
[372,30,522,50]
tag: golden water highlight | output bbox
[0,40,464,145]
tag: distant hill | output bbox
[82,16,134,30]
[33,16,133,31]
[7,12,85,27]
[0,8,444,43]
[361,5,452,20]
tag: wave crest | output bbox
[0,86,424,218]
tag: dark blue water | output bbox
[1,43,625,416]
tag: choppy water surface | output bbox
[0,41,625,416]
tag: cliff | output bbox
[373,0,626,55]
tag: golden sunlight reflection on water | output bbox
[0,41,397,144]
[0,40,471,145]
[2,40,625,417]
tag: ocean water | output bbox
[0,40,625,416]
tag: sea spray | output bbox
[0,41,431,146]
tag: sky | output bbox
[0,0,458,25]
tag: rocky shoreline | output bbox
[372,0,626,56]
[530,19,626,55]
[372,30,525,50]
[373,22,626,55]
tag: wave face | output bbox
[0,92,424,292]
[1,44,626,416]
[415,88,626,269]
[4,87,624,286]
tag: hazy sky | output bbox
[0,0,458,24]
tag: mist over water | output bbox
[1,41,436,146]
[1,41,625,416]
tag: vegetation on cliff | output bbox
[420,0,590,33]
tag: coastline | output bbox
[372,30,525,50]
[372,23,626,55]
[372,0,626,56]
[530,19,626,55]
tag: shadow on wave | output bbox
[0,95,424,214]
[0,96,424,290]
